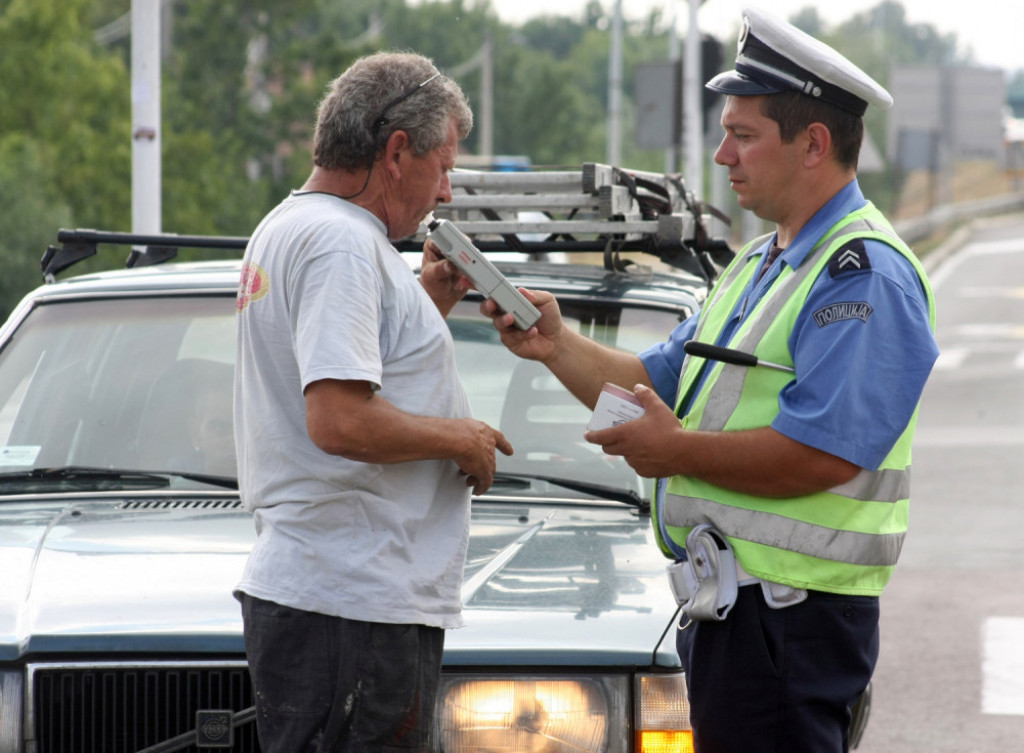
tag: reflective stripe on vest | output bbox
[658,203,936,595]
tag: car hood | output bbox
[0,495,680,667]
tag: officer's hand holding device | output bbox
[427,218,541,331]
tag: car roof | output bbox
[36,162,732,307]
[22,256,705,317]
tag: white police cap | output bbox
[706,7,893,116]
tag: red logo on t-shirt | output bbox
[237,263,269,312]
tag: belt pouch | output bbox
[680,523,738,621]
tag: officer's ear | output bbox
[804,122,832,168]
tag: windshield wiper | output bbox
[488,472,649,511]
[161,469,239,489]
[0,466,171,492]
[0,466,238,491]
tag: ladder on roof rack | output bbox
[396,161,734,282]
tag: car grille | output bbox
[28,662,257,753]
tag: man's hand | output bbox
[480,288,561,362]
[585,384,863,497]
[420,238,471,317]
[306,380,512,494]
[583,384,682,478]
[483,287,652,411]
[455,420,514,495]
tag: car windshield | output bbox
[0,292,681,498]
[0,296,237,492]
[448,298,681,502]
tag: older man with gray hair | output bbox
[233,51,512,752]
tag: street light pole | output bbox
[607,0,623,166]
[131,0,161,234]
[684,0,702,194]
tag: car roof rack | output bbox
[396,161,734,283]
[41,229,249,282]
[43,163,734,284]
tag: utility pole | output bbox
[684,0,702,194]
[480,34,494,160]
[665,6,680,173]
[607,0,623,166]
[450,37,494,160]
[131,0,161,233]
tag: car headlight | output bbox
[636,672,693,753]
[0,671,23,753]
[437,674,628,752]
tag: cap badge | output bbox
[737,17,750,53]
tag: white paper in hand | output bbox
[587,383,645,431]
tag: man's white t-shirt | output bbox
[233,192,473,628]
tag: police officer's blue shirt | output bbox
[639,179,938,471]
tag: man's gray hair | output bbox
[313,51,473,171]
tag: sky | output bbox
[486,0,1024,73]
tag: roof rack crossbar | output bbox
[55,229,249,250]
[43,229,250,281]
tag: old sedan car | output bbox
[0,250,702,753]
[0,161,728,753]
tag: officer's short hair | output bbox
[760,90,864,171]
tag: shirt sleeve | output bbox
[292,249,385,391]
[639,314,700,406]
[772,240,938,469]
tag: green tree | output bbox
[0,0,133,308]
[518,14,587,59]
[0,0,131,232]
[0,0,1002,314]
[160,0,319,234]
[0,136,74,318]
[496,47,605,166]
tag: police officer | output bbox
[483,7,938,751]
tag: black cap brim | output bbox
[705,70,787,97]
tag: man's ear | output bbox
[804,122,832,167]
[382,129,410,180]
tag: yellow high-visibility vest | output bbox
[656,203,936,596]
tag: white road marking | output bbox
[931,343,1024,371]
[929,238,1024,290]
[933,347,968,370]
[958,286,1024,299]
[953,324,1024,339]
[914,427,1024,447]
[982,617,1024,715]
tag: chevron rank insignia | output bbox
[829,240,871,277]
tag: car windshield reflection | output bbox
[0,294,677,500]
[448,300,679,504]
[0,297,237,492]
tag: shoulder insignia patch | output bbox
[813,301,873,327]
[829,239,871,277]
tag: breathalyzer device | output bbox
[427,218,541,331]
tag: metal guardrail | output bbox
[893,192,1024,244]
